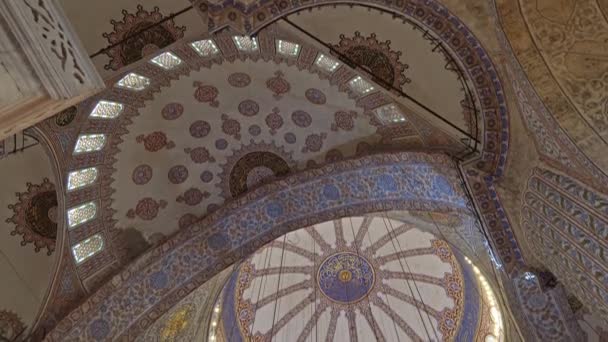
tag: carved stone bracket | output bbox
[0,0,103,140]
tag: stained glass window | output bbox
[276,40,300,57]
[72,234,104,264]
[67,202,97,228]
[233,36,259,52]
[191,39,219,56]
[74,134,106,154]
[67,167,98,190]
[90,100,123,119]
[315,54,340,72]
[348,76,375,95]
[116,73,150,91]
[150,52,183,70]
[374,104,407,124]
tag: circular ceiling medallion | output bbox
[317,252,375,304]
[227,72,252,88]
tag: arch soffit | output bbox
[48,152,470,340]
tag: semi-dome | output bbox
[210,216,503,341]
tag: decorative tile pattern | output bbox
[150,52,183,70]
[72,234,104,264]
[51,153,471,341]
[522,168,608,318]
[67,167,99,190]
[116,73,150,91]
[90,101,124,119]
[513,273,585,340]
[74,134,106,154]
[48,6,517,335]
[67,202,97,228]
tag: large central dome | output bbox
[211,215,494,341]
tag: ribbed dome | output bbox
[211,215,499,341]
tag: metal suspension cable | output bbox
[346,217,391,341]
[381,214,436,342]
[384,213,441,341]
[269,235,288,341]
[248,242,275,339]
[281,16,480,149]
[360,217,401,341]
[449,156,507,289]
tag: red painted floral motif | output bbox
[136,131,175,152]
[331,110,358,131]
[227,72,251,88]
[176,188,210,206]
[265,107,283,135]
[132,164,153,185]
[302,133,327,153]
[189,120,211,138]
[161,103,183,120]
[266,71,290,99]
[184,147,216,164]
[221,114,241,140]
[126,198,167,220]
[168,165,189,184]
[193,81,219,107]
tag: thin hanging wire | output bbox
[381,214,436,341]
[313,234,319,342]
[346,217,390,341]
[248,242,275,339]
[362,218,401,341]
[269,235,288,341]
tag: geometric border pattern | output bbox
[522,168,608,320]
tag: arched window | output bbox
[72,234,104,264]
